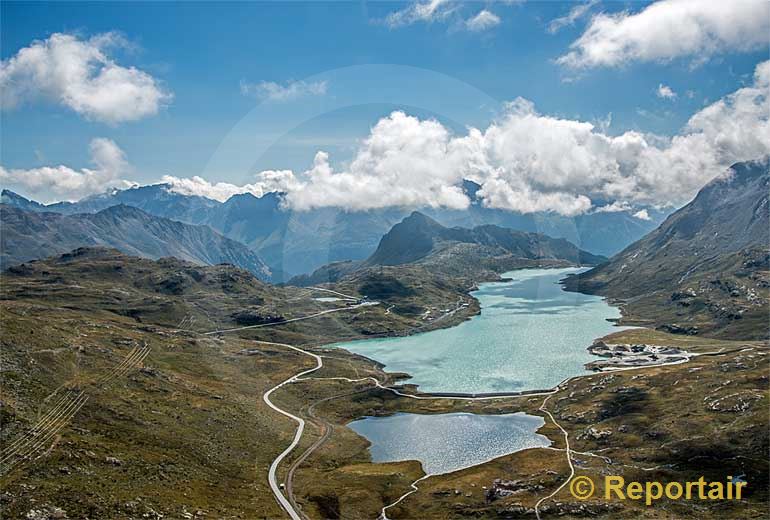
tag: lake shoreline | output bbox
[347,411,552,476]
[314,265,687,401]
[326,266,627,394]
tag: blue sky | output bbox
[1,1,768,211]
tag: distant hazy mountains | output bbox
[423,181,665,260]
[290,211,605,285]
[1,180,664,277]
[564,159,769,340]
[0,204,273,281]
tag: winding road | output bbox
[260,341,324,520]
[206,297,380,520]
[533,390,575,520]
[207,297,736,520]
[284,385,375,518]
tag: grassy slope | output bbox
[1,249,767,519]
[0,249,477,519]
[564,247,770,341]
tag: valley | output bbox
[1,247,767,519]
[0,161,768,520]
[0,247,482,519]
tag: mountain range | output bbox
[289,211,605,285]
[563,159,769,340]
[0,204,273,281]
[1,180,664,278]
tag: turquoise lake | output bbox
[332,267,624,393]
[347,412,550,475]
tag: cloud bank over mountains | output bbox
[0,138,132,202]
[2,3,768,214]
[159,175,269,202]
[251,59,769,215]
[0,32,172,124]
[3,60,768,213]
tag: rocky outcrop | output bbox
[485,479,544,502]
[231,310,284,326]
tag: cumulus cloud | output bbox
[384,0,456,28]
[0,138,133,202]
[464,10,501,32]
[558,0,770,69]
[161,175,270,202]
[240,79,328,102]
[0,32,172,124]
[547,0,598,34]
[657,83,677,99]
[253,104,608,215]
[246,60,769,216]
[633,209,651,220]
[256,112,472,211]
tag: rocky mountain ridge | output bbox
[563,159,770,339]
[0,204,274,281]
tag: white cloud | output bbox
[593,200,633,213]
[657,83,677,99]
[161,175,270,202]
[0,32,172,124]
[384,2,501,34]
[547,0,598,34]
[633,209,651,220]
[558,0,770,69]
[477,178,593,216]
[0,138,132,202]
[384,0,456,28]
[464,10,501,32]
[248,60,769,216]
[240,79,328,102]
[256,112,471,211]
